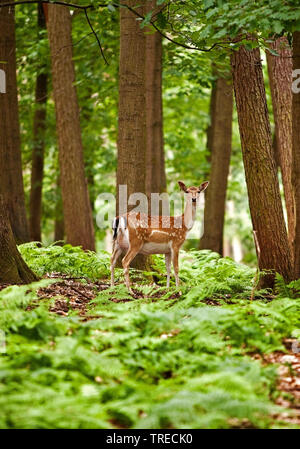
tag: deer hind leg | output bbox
[110,243,123,287]
[122,244,142,293]
[165,253,172,288]
[171,246,180,288]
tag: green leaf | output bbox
[107,3,116,13]
[204,0,215,10]
[273,21,283,34]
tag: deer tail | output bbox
[112,216,127,240]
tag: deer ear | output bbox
[198,181,209,192]
[178,181,188,192]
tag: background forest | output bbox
[0,0,300,430]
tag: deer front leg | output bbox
[165,253,172,288]
[122,244,142,293]
[171,246,180,288]
[110,244,122,287]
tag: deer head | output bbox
[178,181,209,203]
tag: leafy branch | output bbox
[0,0,239,55]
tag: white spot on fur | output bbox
[150,230,170,236]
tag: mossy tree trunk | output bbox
[231,45,292,288]
[0,196,38,284]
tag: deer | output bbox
[110,180,209,293]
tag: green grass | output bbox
[0,243,299,429]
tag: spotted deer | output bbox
[110,181,209,292]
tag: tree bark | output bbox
[200,76,233,254]
[266,36,295,251]
[29,4,48,242]
[0,196,38,284]
[0,2,29,244]
[292,31,300,279]
[145,13,166,196]
[231,45,292,288]
[117,0,148,269]
[47,4,95,251]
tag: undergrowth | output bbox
[0,243,299,429]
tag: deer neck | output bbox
[183,199,197,230]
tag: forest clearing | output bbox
[0,0,300,433]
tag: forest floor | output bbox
[0,243,299,429]
[37,275,300,428]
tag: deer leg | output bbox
[165,253,172,288]
[122,245,142,293]
[110,244,123,287]
[171,247,180,288]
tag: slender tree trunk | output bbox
[29,4,48,242]
[0,2,29,244]
[231,45,292,288]
[117,0,148,269]
[0,196,38,284]
[266,36,295,251]
[145,15,166,196]
[54,175,64,243]
[47,5,95,251]
[206,79,217,166]
[292,31,300,279]
[81,87,96,213]
[200,76,233,254]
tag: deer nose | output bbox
[192,198,196,203]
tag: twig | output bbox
[0,1,96,10]
[253,229,261,260]
[70,285,93,300]
[52,31,94,57]
[0,1,236,53]
[0,1,109,64]
[84,7,109,65]
[115,2,225,52]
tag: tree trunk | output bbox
[292,31,300,279]
[231,45,292,288]
[0,2,29,244]
[266,36,295,251]
[206,79,217,166]
[145,13,166,196]
[47,4,95,251]
[0,196,38,284]
[81,87,96,213]
[29,4,48,242]
[117,0,148,269]
[200,75,233,254]
[54,175,64,243]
